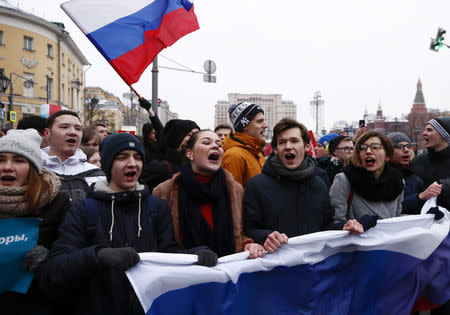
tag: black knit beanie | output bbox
[228,102,264,132]
[100,133,146,181]
[162,119,200,149]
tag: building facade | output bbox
[214,93,297,140]
[0,0,89,128]
[85,86,125,133]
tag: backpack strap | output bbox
[347,189,354,212]
[84,198,99,246]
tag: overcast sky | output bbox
[13,0,450,131]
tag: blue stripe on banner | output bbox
[147,241,450,315]
[86,0,186,61]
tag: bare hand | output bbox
[353,127,366,142]
[244,243,266,259]
[343,219,364,234]
[419,183,442,200]
[264,231,288,253]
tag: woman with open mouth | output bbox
[330,131,404,226]
[153,130,266,260]
[0,129,70,314]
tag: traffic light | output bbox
[430,27,446,51]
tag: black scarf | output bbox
[267,153,316,181]
[343,162,404,202]
[178,165,235,257]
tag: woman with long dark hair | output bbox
[153,130,265,258]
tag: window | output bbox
[0,31,3,45]
[23,73,34,97]
[62,53,65,66]
[47,77,53,101]
[23,36,33,50]
[62,84,65,103]
[47,44,53,57]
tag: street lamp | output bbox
[0,72,36,128]
[0,72,11,93]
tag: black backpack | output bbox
[59,168,105,204]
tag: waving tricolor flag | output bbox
[61,0,199,85]
[126,207,450,314]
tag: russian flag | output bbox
[61,0,199,85]
[126,210,450,315]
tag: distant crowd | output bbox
[1,96,449,315]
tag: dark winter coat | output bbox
[412,145,450,187]
[243,155,340,245]
[400,168,425,215]
[1,171,70,315]
[39,180,179,315]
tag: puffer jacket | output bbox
[221,132,266,186]
[39,180,179,315]
[153,169,253,253]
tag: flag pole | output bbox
[129,84,141,99]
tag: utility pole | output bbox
[310,91,323,136]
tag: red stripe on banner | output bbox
[412,296,440,313]
[110,6,199,84]
[308,130,317,158]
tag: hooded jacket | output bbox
[221,132,266,186]
[153,169,253,253]
[39,180,179,315]
[41,147,105,186]
[243,154,339,245]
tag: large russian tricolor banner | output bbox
[61,0,199,84]
[126,208,450,315]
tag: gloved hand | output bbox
[139,97,151,111]
[358,214,378,231]
[427,206,444,221]
[437,179,450,210]
[196,248,218,267]
[23,245,49,273]
[96,247,140,271]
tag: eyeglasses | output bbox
[336,146,353,152]
[394,144,412,150]
[358,143,382,152]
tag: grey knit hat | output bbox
[228,102,264,132]
[387,132,411,146]
[428,117,450,143]
[0,129,43,174]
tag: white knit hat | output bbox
[0,129,43,174]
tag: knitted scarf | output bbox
[343,162,404,202]
[0,170,61,218]
[178,165,235,257]
[269,153,316,181]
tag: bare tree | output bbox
[84,97,99,125]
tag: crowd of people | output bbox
[1,96,449,314]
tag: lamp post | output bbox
[0,72,11,129]
[0,72,36,129]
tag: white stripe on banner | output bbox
[126,210,450,313]
[61,0,156,34]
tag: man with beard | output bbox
[243,118,364,253]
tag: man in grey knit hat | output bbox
[411,117,450,315]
